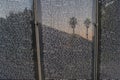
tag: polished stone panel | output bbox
[100,0,120,79]
[0,0,36,79]
[40,0,95,79]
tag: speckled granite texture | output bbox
[0,9,36,80]
[41,0,94,79]
[100,0,120,79]
[42,26,93,80]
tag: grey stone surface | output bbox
[100,0,120,79]
[0,9,36,80]
[42,26,93,79]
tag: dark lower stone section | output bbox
[41,26,93,79]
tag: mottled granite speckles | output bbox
[100,0,120,79]
[0,9,36,80]
[42,26,93,79]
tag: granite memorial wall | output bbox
[0,0,37,79]
[1,0,120,80]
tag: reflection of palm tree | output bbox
[69,17,77,34]
[84,18,91,39]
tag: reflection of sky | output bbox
[0,0,95,40]
[0,0,32,18]
[41,0,95,40]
